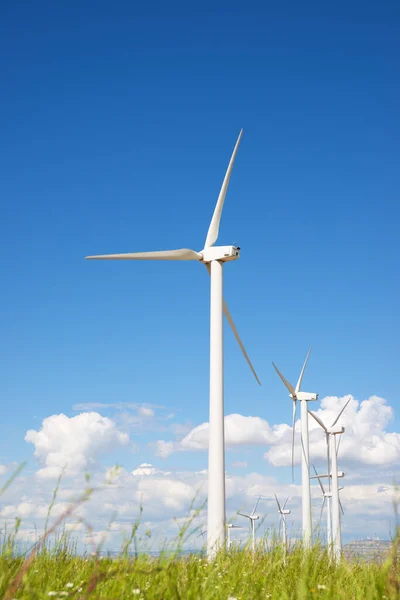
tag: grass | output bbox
[0,541,399,600]
[0,468,399,599]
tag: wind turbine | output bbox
[272,349,318,547]
[86,131,260,558]
[312,464,332,550]
[274,494,290,553]
[312,464,344,559]
[309,398,350,562]
[226,523,242,550]
[237,496,261,552]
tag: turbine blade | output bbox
[326,432,331,492]
[237,511,250,519]
[251,496,261,517]
[295,347,312,394]
[339,499,344,515]
[204,130,243,248]
[312,464,325,495]
[274,493,282,512]
[282,497,289,510]
[336,434,342,458]
[223,300,261,385]
[319,497,326,526]
[205,263,261,385]
[86,249,201,261]
[331,397,351,427]
[291,400,297,482]
[272,363,296,396]
[308,410,328,432]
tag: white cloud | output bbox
[155,395,400,468]
[155,413,283,457]
[0,465,7,476]
[138,407,155,418]
[25,412,129,479]
[266,395,400,467]
[132,463,160,476]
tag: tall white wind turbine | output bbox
[272,349,318,547]
[309,398,350,562]
[237,496,261,552]
[86,131,260,558]
[274,494,291,553]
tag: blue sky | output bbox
[0,1,399,546]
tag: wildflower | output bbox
[65,583,74,589]
[317,585,327,590]
[48,593,58,597]
[77,588,83,593]
[228,597,238,600]
[58,593,68,597]
[132,590,141,595]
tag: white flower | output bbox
[65,583,74,589]
[132,590,141,595]
[317,584,327,590]
[48,593,57,597]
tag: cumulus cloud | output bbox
[25,412,129,479]
[155,413,287,457]
[155,395,400,468]
[266,395,400,467]
[132,463,161,476]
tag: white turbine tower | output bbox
[86,131,260,558]
[272,349,318,547]
[237,496,261,552]
[309,398,350,562]
[274,494,291,552]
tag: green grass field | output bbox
[0,470,399,599]
[0,541,399,600]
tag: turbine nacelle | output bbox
[281,509,291,515]
[327,425,345,435]
[294,391,318,402]
[200,245,240,263]
[310,471,345,479]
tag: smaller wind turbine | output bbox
[312,465,332,550]
[226,523,242,550]
[274,494,291,553]
[309,398,350,562]
[272,349,318,547]
[237,496,261,552]
[312,465,344,559]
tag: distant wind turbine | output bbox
[312,464,344,559]
[274,494,291,554]
[86,131,260,558]
[226,523,242,550]
[309,398,350,562]
[237,496,261,552]
[272,349,318,547]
